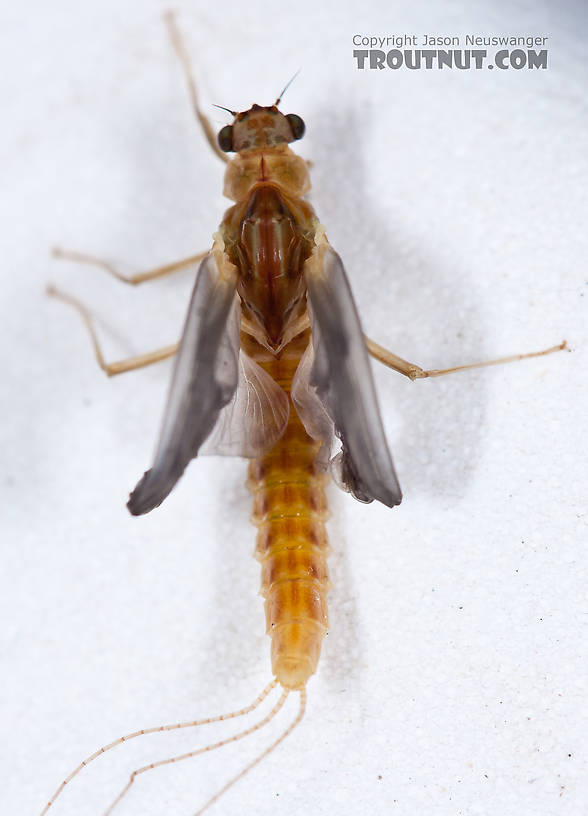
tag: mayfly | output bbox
[44,12,566,815]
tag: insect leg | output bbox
[47,285,179,376]
[365,335,568,380]
[51,246,207,286]
[164,11,229,164]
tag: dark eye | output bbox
[218,125,234,152]
[286,114,305,141]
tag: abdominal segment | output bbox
[246,330,331,690]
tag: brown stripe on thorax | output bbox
[221,184,315,349]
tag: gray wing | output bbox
[296,243,402,508]
[128,252,240,515]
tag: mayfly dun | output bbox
[43,12,567,815]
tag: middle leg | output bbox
[52,247,207,286]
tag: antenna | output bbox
[213,103,237,116]
[274,69,301,106]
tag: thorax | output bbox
[220,155,317,351]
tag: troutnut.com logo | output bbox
[353,34,549,69]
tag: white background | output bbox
[2,0,587,814]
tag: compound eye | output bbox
[218,125,234,152]
[286,113,305,141]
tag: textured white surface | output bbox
[1,1,586,815]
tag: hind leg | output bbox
[47,285,179,376]
[365,335,568,381]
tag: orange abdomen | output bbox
[245,331,331,690]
